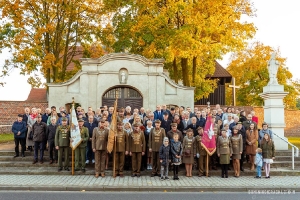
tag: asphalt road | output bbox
[0,191,299,200]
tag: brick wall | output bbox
[0,101,48,133]
[195,105,300,137]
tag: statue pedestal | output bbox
[259,84,289,150]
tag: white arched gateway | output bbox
[47,53,194,110]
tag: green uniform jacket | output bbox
[55,125,70,147]
[148,128,166,152]
[129,131,146,153]
[79,127,89,148]
[195,135,207,156]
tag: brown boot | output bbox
[101,173,105,177]
[95,173,99,178]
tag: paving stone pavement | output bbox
[0,175,299,192]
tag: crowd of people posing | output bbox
[11,104,275,179]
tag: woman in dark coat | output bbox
[261,133,275,178]
[170,133,182,180]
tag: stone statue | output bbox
[267,53,279,85]
[120,71,126,84]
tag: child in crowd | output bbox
[170,133,182,180]
[255,148,263,178]
[159,137,171,180]
[261,133,275,178]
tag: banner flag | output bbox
[201,115,216,156]
[70,105,82,150]
[107,99,117,153]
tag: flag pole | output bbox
[113,91,118,178]
[206,154,209,177]
[71,97,75,176]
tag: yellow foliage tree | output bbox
[0,0,106,87]
[111,0,256,100]
[226,42,299,109]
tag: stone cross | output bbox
[229,77,240,106]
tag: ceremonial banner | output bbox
[107,99,117,153]
[70,105,82,150]
[201,115,216,156]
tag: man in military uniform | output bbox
[129,123,146,177]
[92,119,109,178]
[55,117,70,171]
[75,119,89,172]
[195,127,210,177]
[149,119,166,177]
[114,122,129,177]
[167,123,183,143]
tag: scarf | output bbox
[30,113,38,119]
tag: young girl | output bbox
[261,133,275,178]
[246,123,258,171]
[182,129,195,177]
[255,148,263,178]
[231,126,243,177]
[159,137,171,180]
[170,133,182,180]
[217,129,232,178]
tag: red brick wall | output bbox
[195,105,300,137]
[0,101,48,133]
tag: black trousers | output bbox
[15,138,26,155]
[221,164,228,177]
[173,165,179,177]
[48,140,58,161]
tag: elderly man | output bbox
[42,108,51,123]
[242,114,257,130]
[84,115,98,164]
[12,114,27,158]
[154,105,163,121]
[229,116,240,133]
[55,117,70,171]
[167,123,183,143]
[47,117,58,164]
[185,117,199,137]
[223,114,234,127]
[32,114,47,164]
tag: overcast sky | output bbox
[0,0,299,101]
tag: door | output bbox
[102,87,143,109]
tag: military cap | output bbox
[133,123,140,127]
[186,128,193,132]
[154,119,161,124]
[100,119,106,123]
[18,114,23,117]
[221,128,226,132]
[237,122,242,124]
[78,119,85,122]
[197,126,203,130]
[117,122,123,126]
[61,117,68,121]
[171,123,177,127]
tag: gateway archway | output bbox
[102,86,143,109]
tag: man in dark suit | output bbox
[168,107,176,121]
[153,105,163,121]
[84,115,98,164]
[195,111,206,128]
[229,116,240,133]
[161,105,171,116]
[185,117,199,137]
[242,114,257,130]
[161,112,172,133]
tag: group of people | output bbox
[11,104,276,179]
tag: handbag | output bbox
[184,149,191,157]
[28,131,33,140]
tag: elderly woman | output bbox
[26,108,38,151]
[217,129,233,178]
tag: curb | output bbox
[0,186,299,192]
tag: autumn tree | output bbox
[0,0,106,87]
[110,0,256,99]
[226,42,299,109]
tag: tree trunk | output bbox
[173,58,178,83]
[181,58,189,86]
[192,56,197,84]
